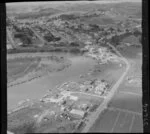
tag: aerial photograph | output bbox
[6,0,142,133]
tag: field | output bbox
[80,16,115,25]
[89,46,143,133]
[7,57,39,82]
[71,92,104,107]
[108,46,142,114]
[7,91,104,133]
[118,45,142,59]
[108,92,142,113]
[121,35,141,45]
[89,109,119,132]
[118,43,142,95]
[7,55,72,84]
[89,108,143,133]
[88,61,126,85]
[130,114,143,133]
[8,106,43,134]
[7,101,70,133]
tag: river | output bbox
[7,52,123,111]
[7,52,97,110]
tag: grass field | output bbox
[89,46,143,133]
[80,16,115,25]
[118,46,142,95]
[8,106,42,134]
[130,114,143,133]
[121,35,141,45]
[7,58,33,77]
[89,109,119,132]
[118,45,142,59]
[108,91,142,113]
[89,108,143,133]
[7,57,39,82]
[112,110,133,133]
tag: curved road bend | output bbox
[82,42,130,133]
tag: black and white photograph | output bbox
[4,0,145,133]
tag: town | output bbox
[7,1,142,134]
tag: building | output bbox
[69,95,78,101]
[7,131,14,134]
[79,103,89,111]
[95,82,107,95]
[7,44,13,50]
[80,84,89,92]
[84,80,92,85]
[70,109,85,119]
[42,96,63,103]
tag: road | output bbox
[67,91,105,99]
[7,52,56,59]
[82,42,130,132]
[27,26,46,45]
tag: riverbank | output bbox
[7,53,97,110]
[7,44,127,134]
[7,54,72,88]
[7,59,125,134]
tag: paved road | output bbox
[82,42,130,132]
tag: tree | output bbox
[70,42,79,47]
[111,35,120,46]
[133,28,141,37]
[139,35,142,44]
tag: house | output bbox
[70,109,85,119]
[69,95,78,101]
